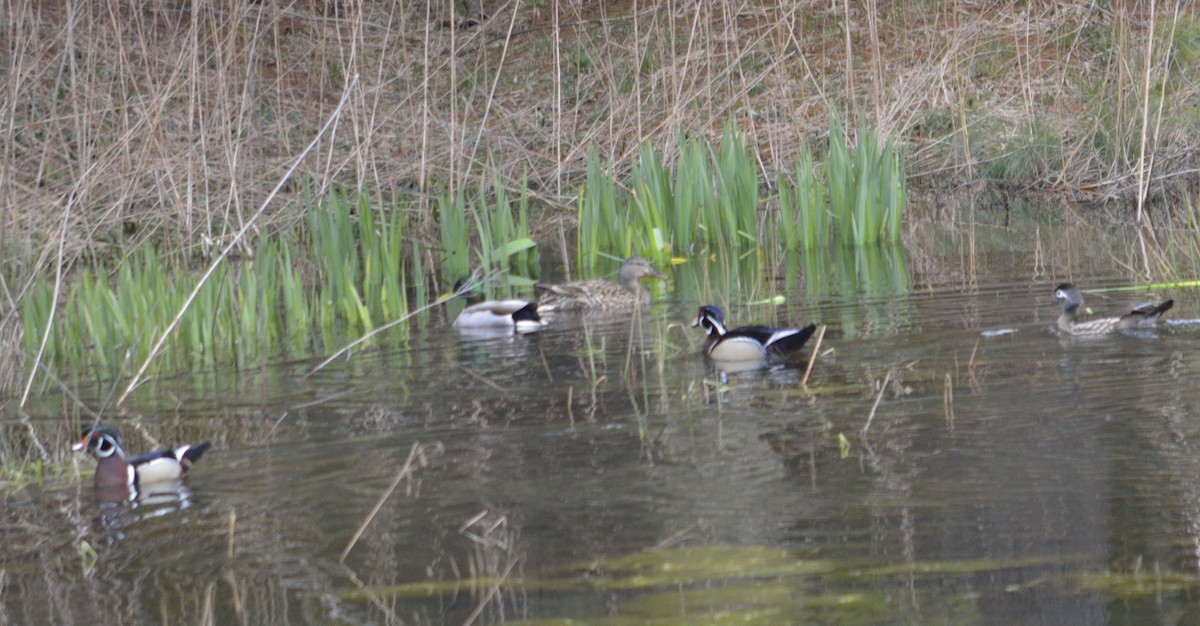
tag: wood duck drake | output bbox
[1054,283,1174,335]
[537,255,666,311]
[692,305,817,362]
[448,277,544,331]
[72,425,210,491]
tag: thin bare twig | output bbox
[20,195,71,408]
[861,370,891,435]
[340,442,422,563]
[800,324,826,387]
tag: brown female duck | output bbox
[538,255,665,311]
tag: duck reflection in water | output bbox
[92,480,198,536]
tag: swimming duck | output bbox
[1054,283,1173,335]
[692,305,817,362]
[453,299,543,330]
[72,425,210,491]
[449,278,544,331]
[537,255,666,311]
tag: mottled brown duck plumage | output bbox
[538,256,665,311]
[1054,283,1173,335]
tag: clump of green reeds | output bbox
[777,144,828,251]
[19,175,545,394]
[576,126,761,273]
[28,247,286,383]
[825,115,907,247]
[773,115,906,249]
[437,168,539,293]
[576,146,624,271]
[577,119,907,267]
[308,188,420,347]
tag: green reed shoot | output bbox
[313,190,377,335]
[826,114,907,246]
[21,279,56,368]
[578,146,623,273]
[409,244,425,312]
[279,243,310,354]
[357,193,409,324]
[439,169,538,294]
[777,144,829,251]
[438,188,470,288]
[630,143,673,268]
[515,174,535,272]
[712,125,759,253]
[672,135,711,255]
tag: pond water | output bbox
[6,223,1200,624]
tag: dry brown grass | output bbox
[1,0,1198,351]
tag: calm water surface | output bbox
[6,230,1200,624]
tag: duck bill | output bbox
[71,437,89,452]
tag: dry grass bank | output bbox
[1,1,1198,335]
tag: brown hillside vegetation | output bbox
[1,0,1198,264]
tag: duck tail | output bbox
[512,302,541,323]
[767,324,817,355]
[179,441,211,467]
[1147,299,1174,318]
